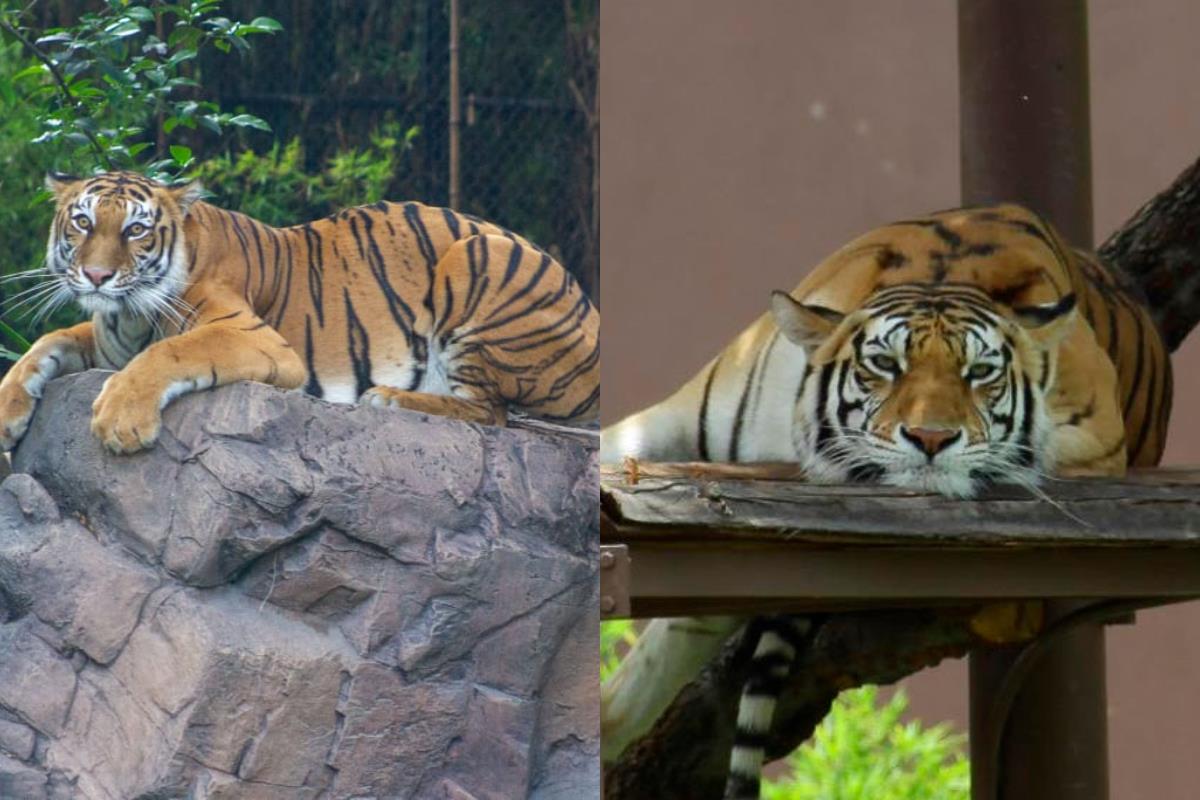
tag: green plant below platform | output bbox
[763,685,969,800]
[600,619,638,682]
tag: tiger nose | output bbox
[82,267,115,287]
[900,425,962,456]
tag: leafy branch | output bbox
[0,16,111,168]
[0,0,281,178]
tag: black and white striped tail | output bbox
[724,617,811,800]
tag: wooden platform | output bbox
[600,463,1200,618]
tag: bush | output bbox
[763,685,969,800]
[194,121,419,225]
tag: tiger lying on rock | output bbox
[600,204,1170,799]
[0,171,599,454]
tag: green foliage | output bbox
[195,122,420,226]
[0,0,278,179]
[763,686,969,800]
[600,620,638,682]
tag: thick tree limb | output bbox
[603,153,1200,798]
[1099,153,1200,351]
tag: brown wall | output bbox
[600,1,1200,797]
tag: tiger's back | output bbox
[180,196,600,423]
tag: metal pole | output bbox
[448,0,462,209]
[958,2,1107,800]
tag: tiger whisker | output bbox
[0,266,52,285]
[3,282,71,318]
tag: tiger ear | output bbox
[770,290,845,351]
[1013,292,1077,348]
[168,179,206,215]
[44,172,81,197]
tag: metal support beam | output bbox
[610,543,1200,619]
[958,2,1105,800]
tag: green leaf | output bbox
[247,16,283,32]
[228,114,270,132]
[0,318,32,351]
[167,47,197,65]
[124,7,156,23]
[103,19,143,39]
[33,33,72,47]
[200,117,222,135]
[11,64,47,82]
[169,144,192,165]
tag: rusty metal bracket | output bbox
[600,544,631,619]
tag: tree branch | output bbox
[1099,153,1200,351]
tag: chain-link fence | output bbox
[24,0,599,300]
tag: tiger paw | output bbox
[0,380,35,452]
[90,374,163,454]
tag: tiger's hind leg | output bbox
[359,385,505,426]
[427,233,600,425]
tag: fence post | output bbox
[958,2,1108,800]
[448,0,461,209]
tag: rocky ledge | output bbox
[0,371,598,799]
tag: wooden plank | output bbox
[601,466,1200,547]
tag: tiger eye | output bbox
[967,362,997,381]
[72,214,91,231]
[868,354,899,374]
[125,222,148,238]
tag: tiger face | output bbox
[44,172,203,317]
[772,283,1077,497]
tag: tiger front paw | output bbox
[0,379,36,452]
[90,373,163,454]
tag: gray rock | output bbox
[0,717,36,762]
[5,371,598,798]
[0,751,48,800]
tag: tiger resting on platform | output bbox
[602,203,1169,496]
[599,203,1171,800]
[0,171,599,455]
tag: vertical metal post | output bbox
[448,0,462,209]
[958,2,1107,800]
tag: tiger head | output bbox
[44,171,204,317]
[772,283,1077,497]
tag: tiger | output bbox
[599,204,1171,799]
[0,171,599,456]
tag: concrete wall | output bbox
[600,2,1200,797]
